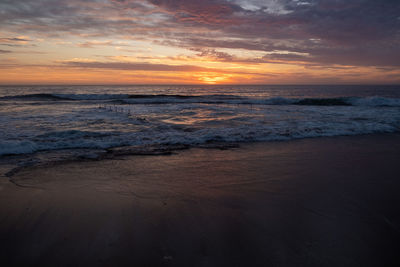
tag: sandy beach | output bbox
[1,134,400,266]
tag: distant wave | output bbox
[1,93,400,107]
[0,93,131,101]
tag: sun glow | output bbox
[195,73,233,84]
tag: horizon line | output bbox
[1,83,399,87]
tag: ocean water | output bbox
[1,85,399,164]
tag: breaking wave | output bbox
[1,116,399,156]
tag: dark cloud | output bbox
[0,49,12,54]
[61,61,215,72]
[149,0,242,24]
[0,37,33,47]
[190,48,234,61]
[1,0,399,67]
[0,37,31,42]
[149,0,400,66]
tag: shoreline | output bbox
[1,133,400,266]
[2,132,399,179]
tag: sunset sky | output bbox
[1,0,399,84]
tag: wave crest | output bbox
[2,93,400,107]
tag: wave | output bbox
[0,93,131,101]
[349,96,400,107]
[0,140,38,156]
[0,93,68,101]
[1,118,399,156]
[1,93,400,107]
[0,130,124,156]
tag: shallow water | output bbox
[0,85,399,161]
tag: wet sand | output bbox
[1,134,400,266]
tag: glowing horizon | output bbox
[1,0,399,85]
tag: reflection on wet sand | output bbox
[1,134,400,266]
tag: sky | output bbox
[0,0,399,84]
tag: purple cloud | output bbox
[1,0,399,67]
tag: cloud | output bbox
[59,59,273,77]
[61,60,217,72]
[76,40,132,48]
[77,41,114,48]
[0,37,31,43]
[0,49,12,54]
[149,0,242,24]
[0,37,33,46]
[148,0,400,66]
[1,0,399,68]
[190,48,234,61]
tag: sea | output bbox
[1,84,399,168]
